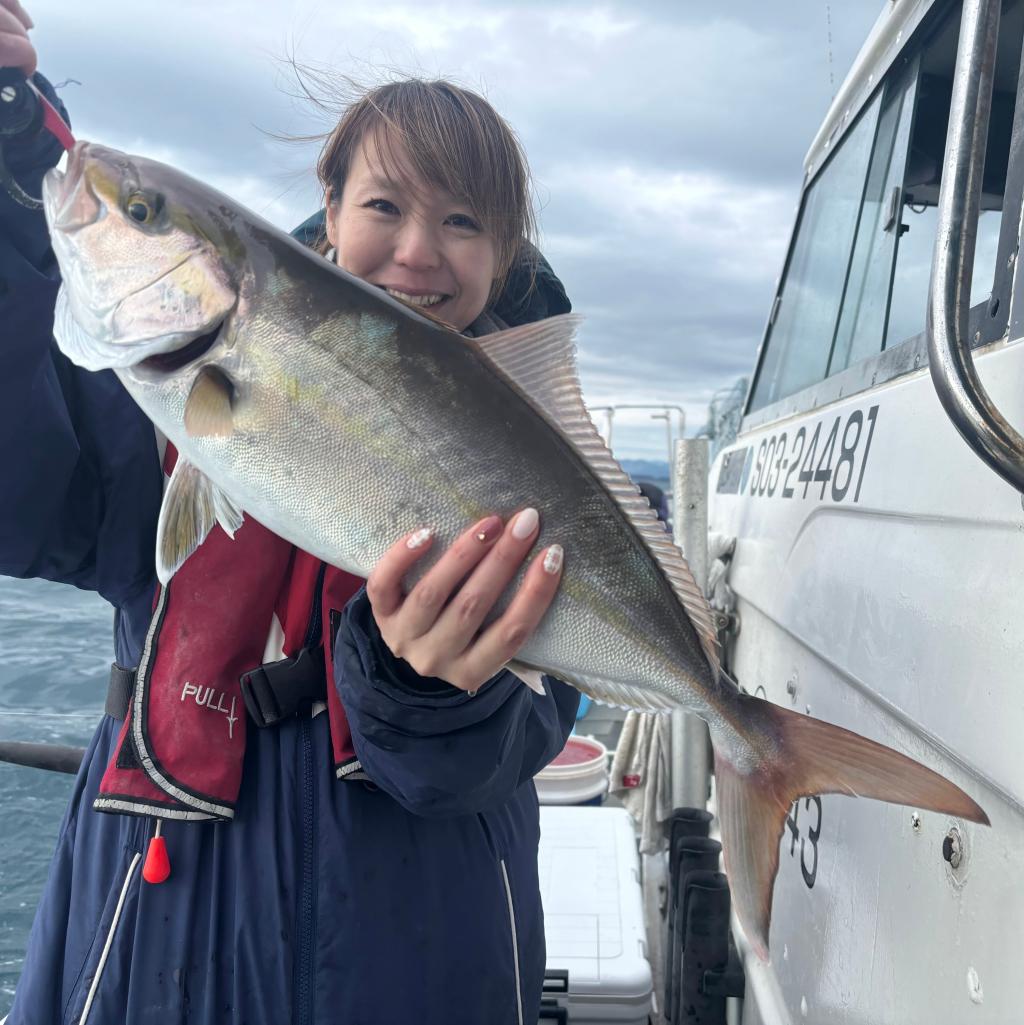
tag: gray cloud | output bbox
[29,0,881,457]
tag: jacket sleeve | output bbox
[0,74,162,606]
[334,587,581,817]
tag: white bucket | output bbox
[535,736,609,806]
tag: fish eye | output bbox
[125,191,164,225]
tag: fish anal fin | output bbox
[546,667,679,713]
[475,315,720,675]
[185,365,235,438]
[156,458,245,583]
[715,694,990,961]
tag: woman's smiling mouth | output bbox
[378,285,450,309]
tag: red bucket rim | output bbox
[550,735,606,767]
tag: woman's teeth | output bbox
[384,287,446,307]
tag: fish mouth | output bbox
[138,318,227,374]
[43,142,100,234]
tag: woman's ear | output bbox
[325,187,339,250]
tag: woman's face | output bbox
[326,137,498,332]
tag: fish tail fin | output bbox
[713,693,989,961]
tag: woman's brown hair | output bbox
[315,78,536,301]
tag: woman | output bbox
[0,3,579,1022]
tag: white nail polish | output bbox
[542,544,563,574]
[406,527,433,550]
[512,507,539,540]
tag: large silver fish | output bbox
[42,141,988,958]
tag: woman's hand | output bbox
[367,508,564,694]
[0,0,36,77]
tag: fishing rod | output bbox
[0,65,75,207]
[0,740,85,775]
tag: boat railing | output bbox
[927,0,1024,492]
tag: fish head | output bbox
[43,141,239,372]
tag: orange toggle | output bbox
[143,833,171,884]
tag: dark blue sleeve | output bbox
[334,587,580,817]
[0,74,162,606]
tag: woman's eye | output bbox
[446,213,480,231]
[365,198,399,215]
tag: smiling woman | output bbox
[317,78,536,331]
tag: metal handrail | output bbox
[927,0,1024,493]
[587,404,686,450]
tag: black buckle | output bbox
[240,647,327,729]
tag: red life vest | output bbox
[94,446,364,820]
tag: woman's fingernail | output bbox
[542,544,563,574]
[406,527,434,550]
[511,507,539,540]
[474,515,503,544]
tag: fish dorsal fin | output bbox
[156,458,245,584]
[474,313,720,675]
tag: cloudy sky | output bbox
[29,0,881,458]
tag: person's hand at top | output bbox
[367,510,564,694]
[0,0,35,77]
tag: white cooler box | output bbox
[537,806,653,1024]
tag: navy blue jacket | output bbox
[2,77,579,1025]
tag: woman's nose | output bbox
[394,218,442,270]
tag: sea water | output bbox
[0,576,110,1015]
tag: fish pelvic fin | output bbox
[715,693,989,962]
[474,314,720,675]
[156,458,245,583]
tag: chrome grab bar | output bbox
[927,0,1024,493]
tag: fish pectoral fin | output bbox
[715,694,990,962]
[184,365,235,438]
[505,660,547,695]
[156,458,245,583]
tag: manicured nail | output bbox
[406,527,434,550]
[474,515,503,544]
[511,507,539,540]
[542,544,563,574]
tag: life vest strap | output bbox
[104,648,328,729]
[240,647,327,728]
[105,663,137,721]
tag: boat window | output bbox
[749,0,1024,417]
[749,94,882,411]
[886,1,1024,347]
[829,68,919,375]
